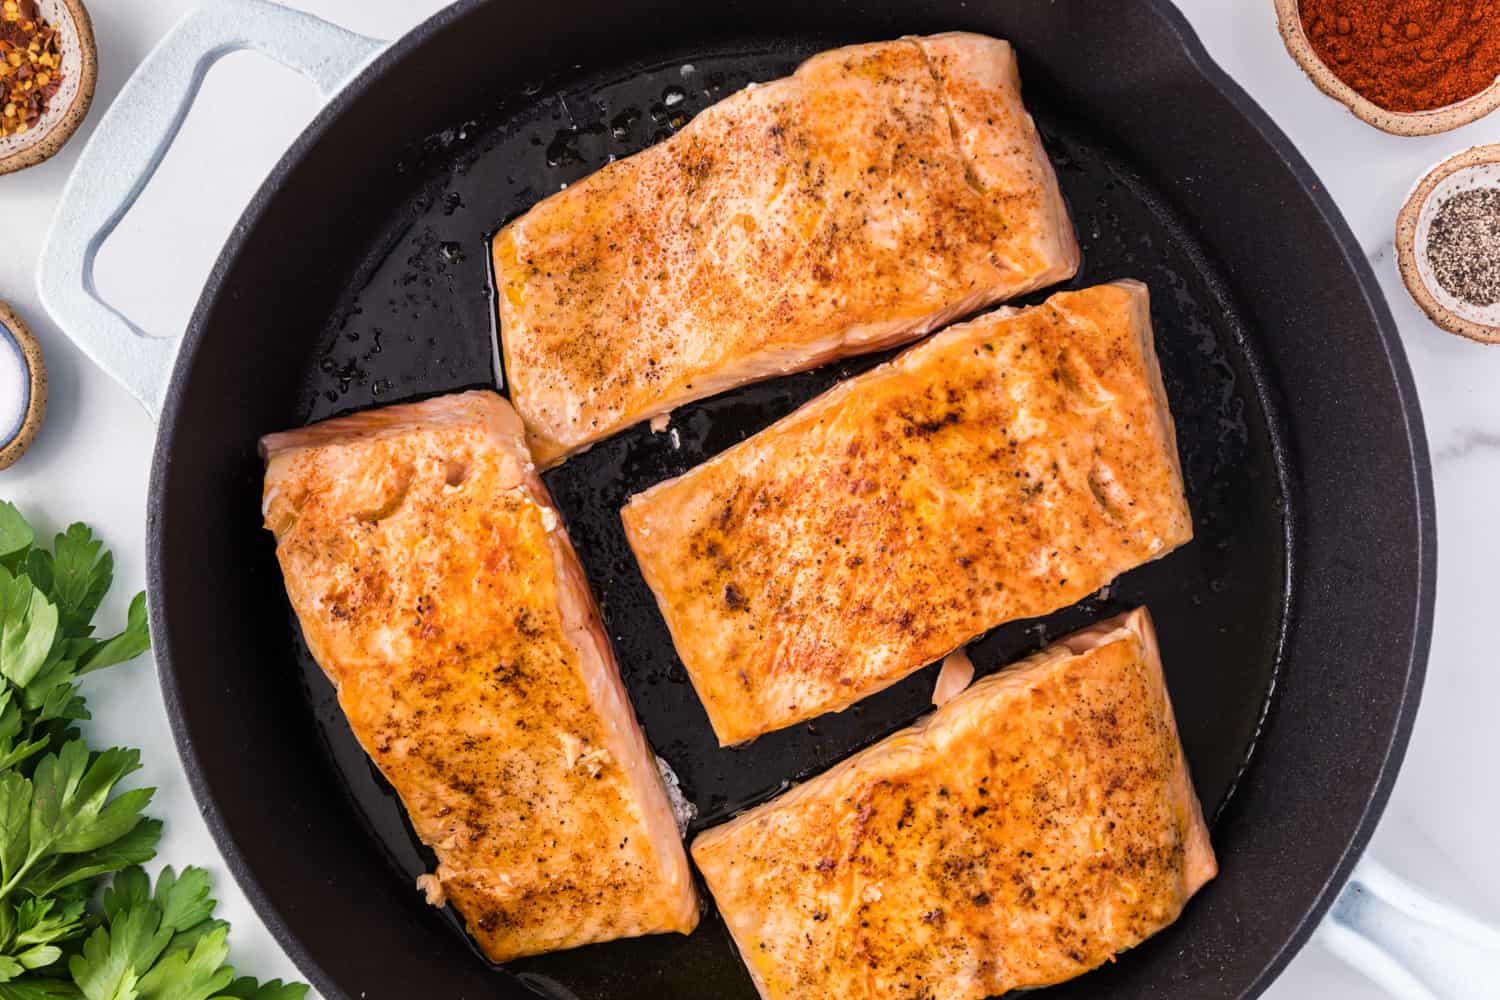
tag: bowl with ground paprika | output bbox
[0,0,95,176]
[1275,0,1500,135]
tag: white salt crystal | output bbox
[0,326,28,445]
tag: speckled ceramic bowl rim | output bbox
[0,0,96,176]
[0,300,47,471]
[1273,0,1500,136]
[1396,144,1500,344]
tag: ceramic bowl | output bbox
[0,300,46,470]
[1274,0,1500,136]
[0,0,96,176]
[1396,145,1500,344]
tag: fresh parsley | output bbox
[0,503,306,1000]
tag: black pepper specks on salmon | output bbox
[691,611,1216,1000]
[493,34,1078,466]
[622,283,1192,745]
[261,392,698,963]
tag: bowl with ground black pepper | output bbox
[0,0,94,176]
[1275,0,1500,135]
[1397,145,1500,342]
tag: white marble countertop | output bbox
[1,1,1496,996]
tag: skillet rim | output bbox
[144,1,1437,996]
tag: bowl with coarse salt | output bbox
[1274,0,1500,136]
[0,299,46,470]
[1397,145,1500,344]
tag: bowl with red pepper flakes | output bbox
[0,0,95,175]
[1274,0,1500,136]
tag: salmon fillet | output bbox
[260,390,698,962]
[622,281,1192,745]
[494,32,1079,466]
[692,609,1217,1000]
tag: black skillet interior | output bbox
[148,2,1433,999]
[297,39,1292,1000]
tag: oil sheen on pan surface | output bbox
[288,41,1289,1000]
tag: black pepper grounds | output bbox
[1427,187,1500,308]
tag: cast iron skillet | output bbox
[142,1,1433,997]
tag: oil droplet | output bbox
[610,107,640,141]
[663,86,686,107]
[546,130,582,167]
[441,192,464,215]
[372,378,392,396]
[439,241,465,263]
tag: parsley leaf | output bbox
[13,896,88,950]
[77,599,148,679]
[0,896,90,984]
[0,570,58,692]
[0,979,81,998]
[24,821,161,900]
[70,869,305,1000]
[131,923,233,1000]
[215,979,306,1000]
[70,890,163,1000]
[0,505,304,998]
[0,509,33,575]
[0,742,154,904]
[44,529,111,641]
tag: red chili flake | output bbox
[0,0,64,139]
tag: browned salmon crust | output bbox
[692,609,1217,1000]
[622,281,1192,745]
[261,391,698,962]
[494,32,1079,466]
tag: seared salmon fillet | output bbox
[494,32,1079,466]
[692,609,1217,1000]
[623,281,1192,745]
[260,391,698,962]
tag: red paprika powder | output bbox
[1300,0,1500,112]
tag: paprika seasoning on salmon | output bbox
[1300,0,1500,113]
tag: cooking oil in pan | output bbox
[291,42,1292,1000]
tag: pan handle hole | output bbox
[93,53,322,341]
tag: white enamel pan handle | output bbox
[36,0,385,418]
[1319,854,1500,999]
[30,2,1500,997]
